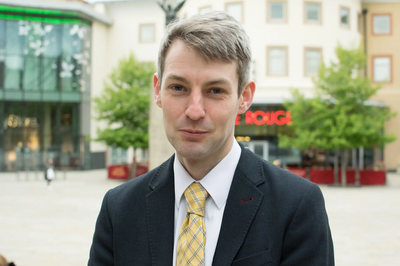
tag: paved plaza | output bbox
[0,169,399,266]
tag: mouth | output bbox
[180,129,208,138]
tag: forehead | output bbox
[163,40,238,82]
[164,39,212,64]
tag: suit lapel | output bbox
[146,155,175,266]
[212,148,265,266]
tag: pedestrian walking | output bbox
[44,158,55,186]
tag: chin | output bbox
[176,145,208,160]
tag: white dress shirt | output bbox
[172,140,242,266]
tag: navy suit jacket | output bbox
[88,146,334,265]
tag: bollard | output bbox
[63,169,67,180]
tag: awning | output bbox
[0,0,113,26]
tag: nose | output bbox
[185,90,205,121]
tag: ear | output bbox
[238,81,255,114]
[153,73,162,108]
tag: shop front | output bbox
[235,103,383,184]
[235,103,377,168]
[0,101,83,171]
[235,104,301,167]
[0,6,93,172]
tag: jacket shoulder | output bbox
[239,147,319,196]
[106,155,174,204]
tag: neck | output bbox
[177,140,234,181]
[178,158,215,181]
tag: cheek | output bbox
[215,109,237,127]
[163,104,181,123]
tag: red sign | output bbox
[236,110,292,126]
[108,165,129,180]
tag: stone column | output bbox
[148,85,174,170]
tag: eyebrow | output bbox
[165,74,231,87]
[165,74,189,84]
[204,78,231,87]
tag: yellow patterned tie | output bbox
[176,182,209,266]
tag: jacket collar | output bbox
[146,146,267,266]
[212,145,266,265]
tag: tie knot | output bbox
[184,182,209,217]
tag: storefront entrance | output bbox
[241,141,269,161]
[235,104,302,167]
[0,101,82,171]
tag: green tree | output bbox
[280,44,395,186]
[93,53,155,151]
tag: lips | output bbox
[180,129,208,138]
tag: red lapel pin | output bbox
[240,197,253,203]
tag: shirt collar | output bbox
[174,139,242,210]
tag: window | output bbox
[2,102,81,171]
[0,20,4,89]
[225,2,243,23]
[373,56,391,83]
[305,48,322,76]
[42,24,62,91]
[4,21,23,90]
[372,14,391,35]
[110,146,128,165]
[305,2,321,24]
[139,24,155,43]
[340,7,350,28]
[267,1,287,23]
[267,47,287,76]
[0,18,91,93]
[61,24,83,92]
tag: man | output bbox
[88,11,334,266]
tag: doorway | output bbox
[241,141,269,161]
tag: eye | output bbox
[210,88,223,94]
[171,85,184,91]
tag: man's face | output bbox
[153,40,254,165]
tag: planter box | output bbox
[343,170,385,185]
[310,169,334,184]
[108,165,130,180]
[286,167,306,178]
[288,168,386,185]
[136,164,148,177]
[108,164,149,180]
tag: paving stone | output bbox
[0,170,399,265]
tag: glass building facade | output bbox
[0,6,92,171]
